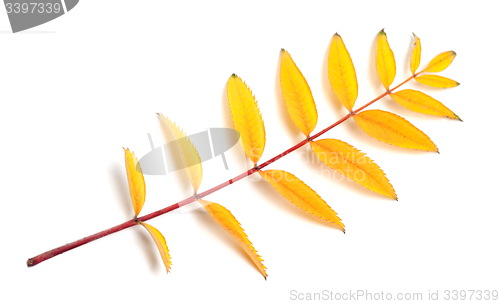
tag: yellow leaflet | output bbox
[227,75,266,164]
[415,75,460,88]
[158,114,202,192]
[124,148,145,216]
[353,110,438,152]
[410,33,421,75]
[258,170,344,232]
[376,29,396,90]
[424,51,456,73]
[280,49,318,136]
[390,89,461,120]
[328,33,358,111]
[310,139,397,200]
[199,199,267,279]
[139,222,172,273]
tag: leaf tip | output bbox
[337,223,346,234]
[231,73,237,78]
[281,48,286,52]
[378,28,386,35]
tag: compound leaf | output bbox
[280,49,318,137]
[199,199,267,279]
[310,139,396,199]
[353,110,438,152]
[328,33,358,111]
[258,170,344,231]
[227,75,266,164]
[124,148,145,216]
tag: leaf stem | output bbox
[27,73,417,267]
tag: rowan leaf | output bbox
[424,51,456,73]
[227,74,266,164]
[157,114,202,192]
[280,49,318,136]
[258,170,344,231]
[328,33,358,111]
[376,29,396,90]
[124,148,145,216]
[310,139,396,200]
[199,199,267,279]
[139,222,172,273]
[415,74,460,88]
[390,89,461,120]
[353,110,438,152]
[410,33,421,75]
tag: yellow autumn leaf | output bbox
[124,148,145,216]
[410,33,421,75]
[280,49,318,136]
[353,110,438,152]
[415,74,460,88]
[376,29,396,90]
[258,170,344,231]
[139,222,172,273]
[158,114,202,192]
[199,199,267,279]
[390,89,461,120]
[424,51,456,73]
[310,139,396,200]
[328,33,358,111]
[227,75,266,164]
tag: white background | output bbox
[2,1,499,303]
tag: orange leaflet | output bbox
[124,148,145,216]
[157,114,203,192]
[280,49,318,136]
[258,170,344,232]
[139,222,172,273]
[424,51,456,73]
[415,75,460,88]
[227,75,266,164]
[376,29,396,90]
[199,199,267,279]
[353,110,438,152]
[410,33,421,75]
[328,33,358,111]
[390,89,461,120]
[310,139,396,199]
